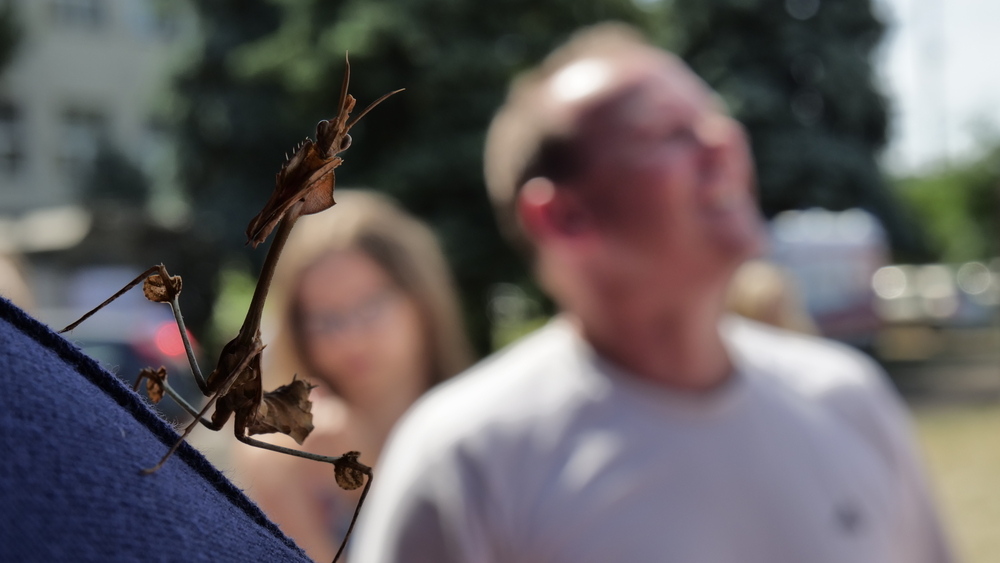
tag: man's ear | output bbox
[517,177,591,242]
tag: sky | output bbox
[876,0,1000,174]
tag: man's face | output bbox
[564,54,765,294]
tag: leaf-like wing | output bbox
[246,378,316,445]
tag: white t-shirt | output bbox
[351,317,954,563]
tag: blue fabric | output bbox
[0,297,313,563]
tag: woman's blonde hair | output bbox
[725,260,818,336]
[263,190,473,391]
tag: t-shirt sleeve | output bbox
[874,378,956,563]
[824,354,956,563]
[348,407,501,563]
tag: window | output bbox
[124,0,185,41]
[146,3,182,41]
[0,102,24,175]
[51,0,105,29]
[59,108,107,178]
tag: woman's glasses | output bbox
[301,288,400,338]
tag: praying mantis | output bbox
[60,55,402,563]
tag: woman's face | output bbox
[297,249,428,406]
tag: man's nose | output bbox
[693,113,734,151]
[692,113,739,188]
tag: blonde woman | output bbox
[232,191,473,562]
[725,259,819,335]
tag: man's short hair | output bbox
[484,23,652,251]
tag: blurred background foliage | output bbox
[0,1,20,73]
[0,0,990,353]
[673,0,926,259]
[893,143,1000,264]
[174,0,943,353]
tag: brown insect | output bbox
[60,54,402,563]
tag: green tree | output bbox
[0,1,21,73]
[83,146,152,208]
[177,0,925,351]
[894,145,1000,263]
[672,0,925,258]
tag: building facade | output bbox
[0,0,195,216]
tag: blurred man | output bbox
[351,24,953,563]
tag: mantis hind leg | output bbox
[235,434,372,563]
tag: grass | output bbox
[913,402,1000,563]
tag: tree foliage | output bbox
[672,0,925,257]
[176,0,914,351]
[894,146,1000,263]
[0,1,21,74]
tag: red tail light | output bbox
[154,321,195,358]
